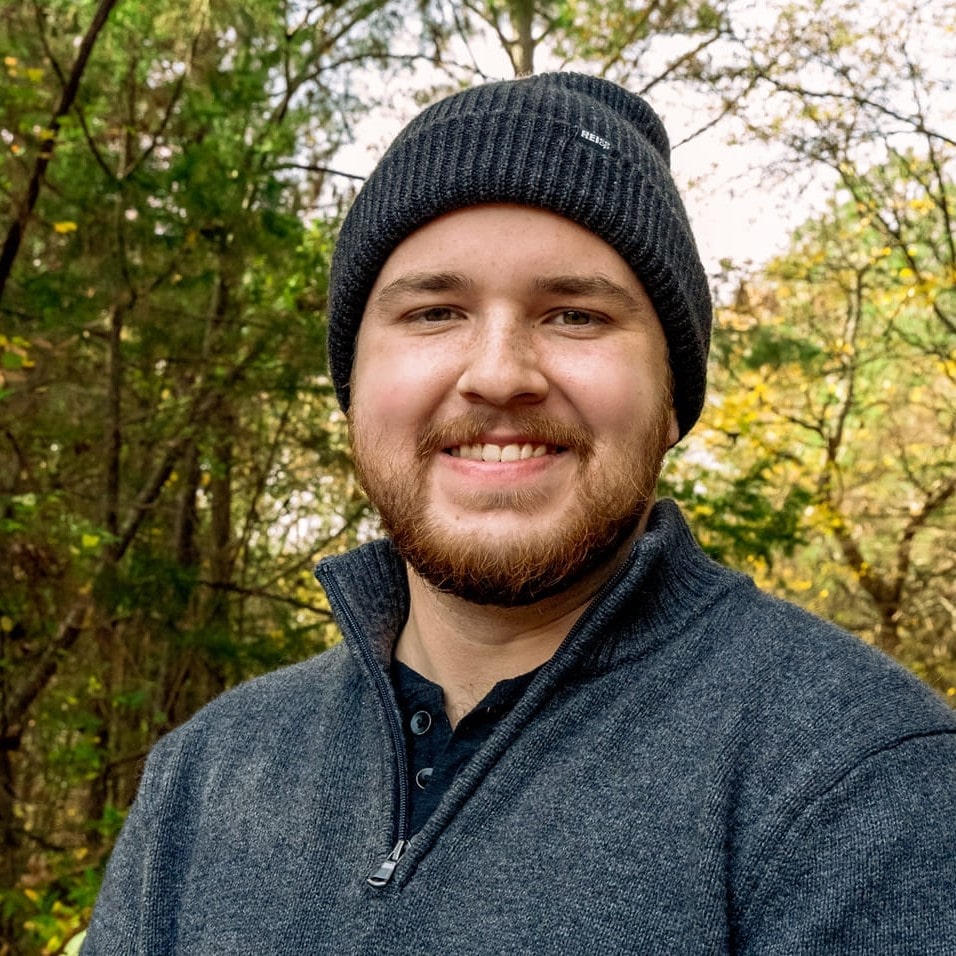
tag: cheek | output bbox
[351,338,454,427]
[562,364,660,427]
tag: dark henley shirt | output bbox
[391,660,539,834]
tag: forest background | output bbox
[0,0,953,951]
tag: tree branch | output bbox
[0,0,122,306]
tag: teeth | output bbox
[450,443,551,461]
[499,444,521,462]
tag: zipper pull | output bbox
[367,839,410,888]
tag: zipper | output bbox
[320,572,411,887]
[367,838,410,887]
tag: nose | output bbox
[455,313,549,407]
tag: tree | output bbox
[670,158,955,696]
[420,0,734,85]
[665,0,955,681]
[0,0,422,948]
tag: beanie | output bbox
[327,72,712,438]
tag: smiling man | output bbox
[84,74,956,954]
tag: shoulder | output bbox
[691,583,956,875]
[624,501,950,727]
[617,543,956,823]
[678,577,956,790]
[137,643,360,809]
[629,513,955,738]
[191,641,356,733]
[666,579,956,942]
[714,584,953,730]
[602,503,955,768]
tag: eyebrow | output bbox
[368,270,650,314]
[370,271,474,306]
[532,274,648,312]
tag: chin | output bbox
[394,505,648,608]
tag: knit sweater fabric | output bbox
[83,501,956,954]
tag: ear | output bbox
[666,407,680,449]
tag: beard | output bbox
[349,403,673,608]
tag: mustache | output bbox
[415,412,596,459]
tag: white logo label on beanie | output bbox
[579,128,611,150]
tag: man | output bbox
[84,73,956,953]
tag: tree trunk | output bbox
[0,0,121,305]
[509,0,536,74]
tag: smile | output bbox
[447,443,556,462]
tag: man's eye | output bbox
[551,309,597,327]
[411,306,459,322]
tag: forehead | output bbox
[367,203,646,298]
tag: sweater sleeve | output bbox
[80,797,149,955]
[738,731,956,954]
[81,732,186,956]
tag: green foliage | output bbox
[715,325,824,373]
[684,152,955,690]
[0,0,412,949]
[665,462,813,567]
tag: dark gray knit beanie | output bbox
[327,72,712,438]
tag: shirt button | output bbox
[415,767,434,789]
[409,710,432,735]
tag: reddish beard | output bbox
[349,406,673,607]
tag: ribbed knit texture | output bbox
[327,73,713,438]
[83,502,956,954]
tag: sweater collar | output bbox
[314,499,736,673]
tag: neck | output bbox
[396,578,587,726]
[395,514,650,726]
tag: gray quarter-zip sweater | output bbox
[83,501,956,954]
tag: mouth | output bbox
[446,442,561,462]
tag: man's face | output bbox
[348,204,679,607]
